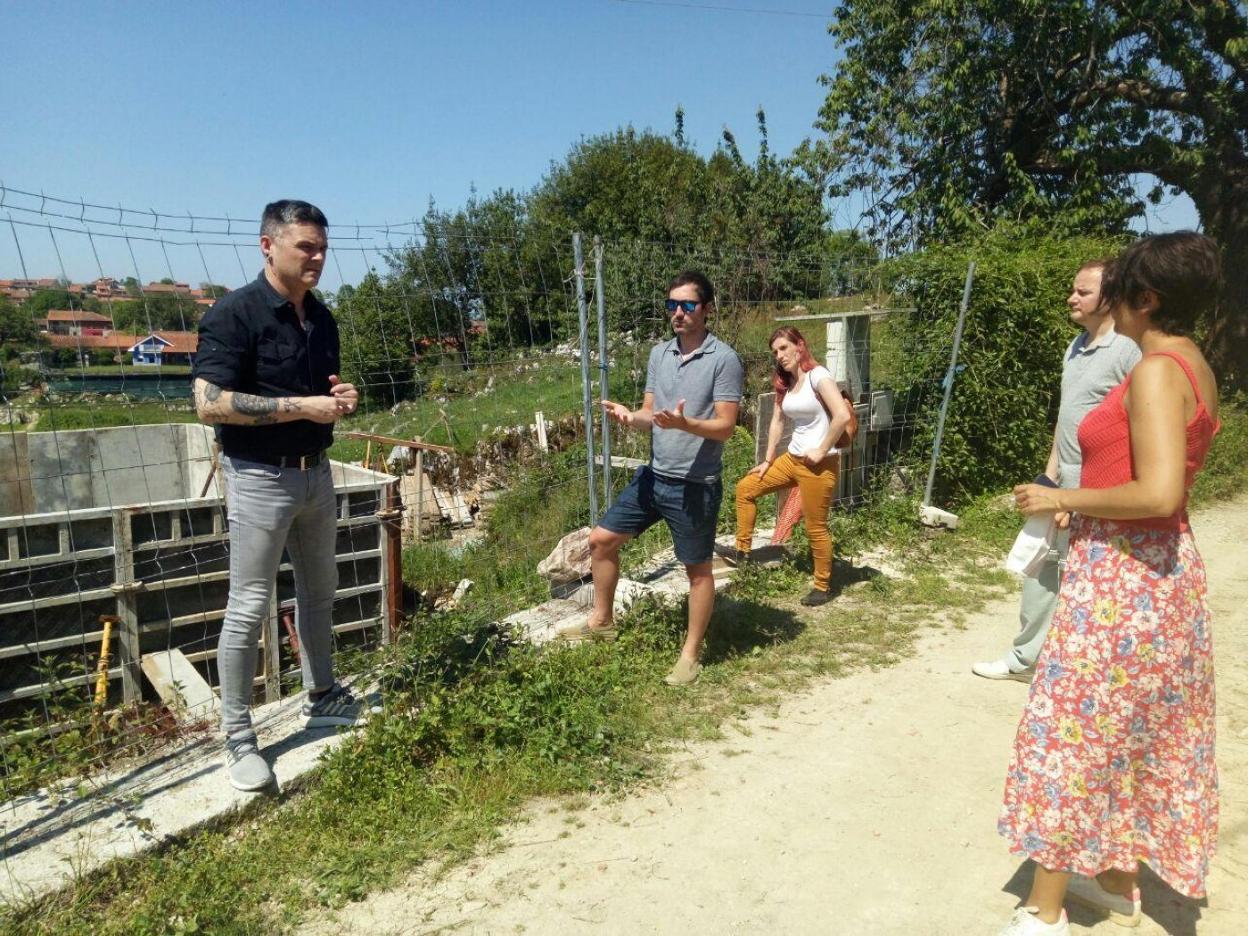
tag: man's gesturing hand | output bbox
[602,400,634,427]
[652,399,688,430]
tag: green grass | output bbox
[1191,395,1248,507]
[327,298,900,461]
[5,338,1244,936]
[28,403,198,432]
[329,352,648,459]
[2,443,1023,936]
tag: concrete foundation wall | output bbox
[0,424,216,515]
[0,423,396,713]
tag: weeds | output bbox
[6,398,1246,936]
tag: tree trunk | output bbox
[1203,239,1247,393]
[1194,176,1247,393]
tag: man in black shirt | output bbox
[192,199,362,791]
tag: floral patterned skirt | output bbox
[998,515,1218,898]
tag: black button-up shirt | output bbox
[192,272,341,460]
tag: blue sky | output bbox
[0,0,1198,289]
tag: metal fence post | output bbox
[922,260,976,510]
[594,236,612,510]
[573,233,599,524]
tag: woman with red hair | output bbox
[733,326,854,606]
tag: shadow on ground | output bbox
[1002,860,1207,935]
[702,595,804,664]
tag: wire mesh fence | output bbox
[0,184,960,846]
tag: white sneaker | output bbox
[999,907,1070,935]
[1066,874,1142,927]
[972,658,1035,682]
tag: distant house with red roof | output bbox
[127,331,199,366]
[43,309,115,336]
[2,277,228,309]
[46,330,198,366]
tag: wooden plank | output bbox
[773,308,909,322]
[112,508,142,703]
[342,431,454,454]
[594,455,646,469]
[0,666,122,704]
[140,648,219,722]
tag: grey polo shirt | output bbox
[1054,328,1141,488]
[645,333,744,483]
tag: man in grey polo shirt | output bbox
[972,259,1140,681]
[556,270,744,687]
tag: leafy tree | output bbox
[335,271,427,406]
[105,295,198,333]
[347,114,849,391]
[885,224,1126,502]
[0,294,41,346]
[809,0,1247,387]
[527,116,830,336]
[26,289,79,316]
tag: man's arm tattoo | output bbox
[280,398,302,413]
[204,382,224,403]
[231,392,280,424]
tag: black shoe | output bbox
[799,587,832,607]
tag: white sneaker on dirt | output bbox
[1066,874,1142,927]
[972,657,1035,682]
[999,907,1070,935]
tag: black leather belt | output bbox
[228,450,326,470]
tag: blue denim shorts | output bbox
[598,466,722,565]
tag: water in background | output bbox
[47,373,193,399]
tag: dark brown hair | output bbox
[1100,232,1222,336]
[667,270,716,309]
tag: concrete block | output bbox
[141,649,219,721]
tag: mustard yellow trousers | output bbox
[735,452,839,591]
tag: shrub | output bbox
[885,224,1126,503]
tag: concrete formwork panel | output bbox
[0,423,396,716]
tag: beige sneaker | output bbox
[555,619,618,643]
[663,657,702,686]
[1065,874,1142,927]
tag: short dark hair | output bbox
[668,270,716,309]
[1100,232,1222,336]
[261,200,328,239]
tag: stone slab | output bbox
[0,690,367,905]
[140,648,219,722]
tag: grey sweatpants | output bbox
[218,455,339,741]
[1007,526,1071,671]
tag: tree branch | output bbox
[1027,135,1200,191]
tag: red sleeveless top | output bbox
[1077,350,1219,532]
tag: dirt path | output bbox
[303,500,1248,936]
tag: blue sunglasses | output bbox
[665,299,701,313]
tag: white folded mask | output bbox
[1005,514,1057,578]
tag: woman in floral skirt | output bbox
[999,232,1224,936]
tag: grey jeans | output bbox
[1008,526,1071,670]
[218,455,339,740]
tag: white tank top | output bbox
[781,365,835,456]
